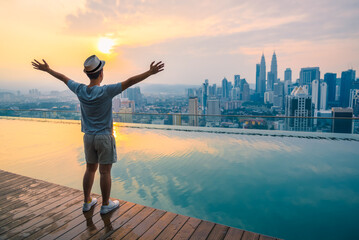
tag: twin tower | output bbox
[256,52,278,97]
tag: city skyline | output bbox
[1,0,359,92]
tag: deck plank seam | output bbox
[204,223,218,240]
[187,219,203,240]
[169,215,191,240]
[149,213,179,240]
[111,206,157,240]
[120,208,167,240]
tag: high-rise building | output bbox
[324,73,337,107]
[264,91,274,104]
[234,75,241,87]
[208,84,216,97]
[188,97,198,126]
[255,63,261,94]
[241,81,250,101]
[267,72,275,91]
[332,107,353,133]
[222,77,229,99]
[271,52,278,83]
[340,69,356,107]
[349,89,359,117]
[320,82,328,110]
[284,68,292,82]
[202,80,209,114]
[273,81,284,109]
[207,98,221,123]
[259,54,266,97]
[311,79,320,110]
[285,86,313,131]
[299,67,320,90]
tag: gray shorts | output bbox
[83,134,117,164]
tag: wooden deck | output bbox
[0,169,280,240]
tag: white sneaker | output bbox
[82,198,98,212]
[100,200,120,215]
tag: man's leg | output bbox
[99,164,112,205]
[83,163,98,202]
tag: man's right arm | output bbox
[32,59,70,85]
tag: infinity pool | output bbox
[1,118,359,240]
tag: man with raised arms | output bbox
[32,55,164,214]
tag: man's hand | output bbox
[31,58,70,84]
[32,59,50,72]
[149,61,164,75]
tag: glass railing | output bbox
[0,109,358,134]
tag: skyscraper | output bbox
[222,77,229,99]
[349,89,359,116]
[340,69,356,107]
[188,97,198,126]
[320,82,327,110]
[267,72,274,91]
[299,67,320,90]
[273,81,284,109]
[234,75,241,88]
[271,52,278,83]
[202,80,209,114]
[207,99,221,123]
[284,68,292,82]
[259,54,266,97]
[255,63,260,94]
[324,73,337,106]
[285,86,313,131]
[311,79,320,110]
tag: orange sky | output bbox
[0,0,358,91]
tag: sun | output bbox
[98,37,115,54]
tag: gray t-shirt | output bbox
[67,80,122,135]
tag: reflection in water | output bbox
[1,118,359,240]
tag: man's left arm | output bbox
[32,59,70,85]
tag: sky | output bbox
[0,0,359,92]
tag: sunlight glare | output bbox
[98,37,115,54]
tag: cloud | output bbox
[64,0,359,85]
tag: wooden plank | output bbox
[106,207,156,239]
[88,203,145,240]
[1,191,84,239]
[189,221,215,240]
[242,231,260,240]
[154,212,189,240]
[0,177,35,195]
[0,186,77,234]
[0,182,52,209]
[121,209,166,240]
[72,201,136,240]
[172,217,202,240]
[258,235,277,240]
[0,171,14,182]
[38,198,104,240]
[56,199,127,240]
[207,224,229,240]
[223,228,244,240]
[0,184,65,222]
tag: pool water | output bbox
[1,118,359,240]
